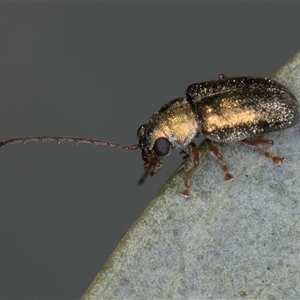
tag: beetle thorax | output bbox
[143,98,199,150]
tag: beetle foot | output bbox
[180,188,191,198]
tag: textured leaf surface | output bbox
[82,51,300,299]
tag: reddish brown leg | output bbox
[179,149,189,160]
[180,143,200,198]
[241,139,283,165]
[205,139,233,181]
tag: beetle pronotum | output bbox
[1,74,299,197]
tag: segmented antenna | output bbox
[0,136,139,151]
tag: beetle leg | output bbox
[179,149,189,160]
[241,139,283,165]
[205,139,233,181]
[180,143,200,198]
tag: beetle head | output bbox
[137,124,172,184]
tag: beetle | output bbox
[1,74,299,197]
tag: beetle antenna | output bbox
[0,136,139,151]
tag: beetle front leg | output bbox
[180,143,200,198]
[241,139,283,165]
[205,139,233,181]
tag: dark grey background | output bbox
[1,3,299,299]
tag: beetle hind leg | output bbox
[241,139,283,165]
[205,139,233,181]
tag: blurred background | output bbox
[1,3,299,299]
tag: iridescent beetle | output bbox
[1,75,299,197]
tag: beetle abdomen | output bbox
[188,77,299,142]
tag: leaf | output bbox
[82,51,300,299]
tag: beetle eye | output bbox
[153,137,171,156]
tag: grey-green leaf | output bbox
[82,51,300,300]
